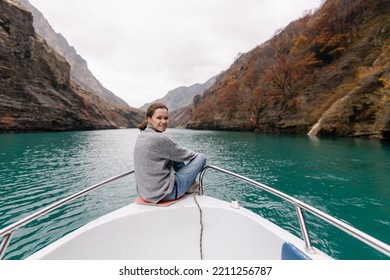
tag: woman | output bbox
[134,103,207,203]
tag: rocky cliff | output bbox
[0,0,143,132]
[187,0,390,139]
[15,0,130,108]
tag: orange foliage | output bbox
[1,114,14,126]
[189,0,389,133]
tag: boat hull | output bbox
[27,195,332,260]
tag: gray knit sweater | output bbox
[134,125,197,203]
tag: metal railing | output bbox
[1,165,389,259]
[199,165,390,257]
[0,170,134,260]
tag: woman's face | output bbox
[148,108,168,132]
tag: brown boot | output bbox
[186,181,199,194]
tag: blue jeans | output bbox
[161,153,207,202]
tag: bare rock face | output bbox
[0,0,143,132]
[14,0,130,108]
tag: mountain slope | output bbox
[187,0,390,139]
[140,75,217,112]
[0,0,143,131]
[15,0,130,108]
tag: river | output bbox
[0,129,389,259]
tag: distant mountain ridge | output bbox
[140,75,217,112]
[15,0,130,108]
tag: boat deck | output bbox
[27,195,331,260]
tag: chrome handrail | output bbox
[1,166,389,259]
[0,170,134,260]
[199,165,390,257]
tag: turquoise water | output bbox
[0,129,389,260]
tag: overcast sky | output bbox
[27,0,322,108]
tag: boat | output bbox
[1,165,389,260]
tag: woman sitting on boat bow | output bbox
[134,103,207,203]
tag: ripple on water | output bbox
[1,129,389,260]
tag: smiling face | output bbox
[148,108,169,132]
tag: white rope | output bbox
[193,184,204,260]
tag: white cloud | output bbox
[28,0,322,107]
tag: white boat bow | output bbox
[26,195,330,260]
[1,166,389,260]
